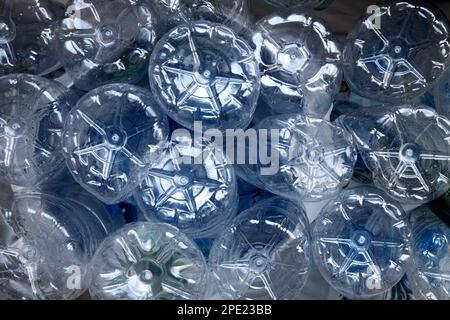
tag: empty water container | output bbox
[338,104,450,203]
[312,187,411,300]
[88,222,209,300]
[344,1,450,102]
[0,74,76,187]
[56,0,160,91]
[0,192,109,299]
[149,22,260,132]
[235,113,357,201]
[251,12,342,117]
[0,0,63,76]
[62,83,169,204]
[209,197,312,300]
[134,137,238,239]
[408,205,450,300]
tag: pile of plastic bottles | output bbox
[0,0,450,300]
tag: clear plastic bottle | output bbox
[235,113,357,202]
[134,137,238,239]
[312,187,411,300]
[62,83,169,204]
[338,104,450,203]
[88,222,209,300]
[0,74,77,187]
[0,0,63,76]
[251,12,341,117]
[55,0,160,91]
[149,22,260,132]
[434,66,450,119]
[0,192,109,299]
[343,1,450,102]
[150,0,251,33]
[209,197,312,300]
[408,205,450,300]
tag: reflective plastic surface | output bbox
[312,187,411,300]
[63,83,169,204]
[339,104,450,203]
[236,114,357,201]
[0,0,62,76]
[0,193,107,300]
[0,74,76,187]
[89,222,208,300]
[264,0,333,10]
[135,137,238,239]
[435,67,450,118]
[209,197,312,300]
[344,1,450,102]
[252,12,341,117]
[408,206,450,300]
[56,0,159,91]
[160,0,251,32]
[149,22,260,131]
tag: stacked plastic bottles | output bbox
[1,0,450,300]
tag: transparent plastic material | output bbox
[408,206,450,300]
[89,222,208,300]
[264,0,333,10]
[134,137,238,239]
[435,67,450,118]
[338,104,450,203]
[56,0,159,91]
[63,83,169,205]
[209,197,312,300]
[343,1,450,102]
[0,193,108,300]
[0,0,62,76]
[252,12,341,117]
[154,0,251,32]
[0,74,76,187]
[236,114,357,201]
[312,187,411,300]
[149,22,260,132]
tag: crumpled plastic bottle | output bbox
[0,0,63,76]
[343,1,450,102]
[264,0,333,10]
[149,22,260,132]
[88,222,209,300]
[338,104,450,203]
[251,12,342,117]
[0,73,77,187]
[0,192,110,300]
[209,197,312,300]
[408,205,450,300]
[312,186,412,300]
[235,113,357,202]
[62,83,169,204]
[134,136,238,239]
[55,0,160,91]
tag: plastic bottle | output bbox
[149,22,260,132]
[251,12,341,117]
[312,187,411,299]
[88,222,209,300]
[0,192,110,299]
[55,0,160,91]
[0,74,77,187]
[62,83,169,204]
[134,137,238,239]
